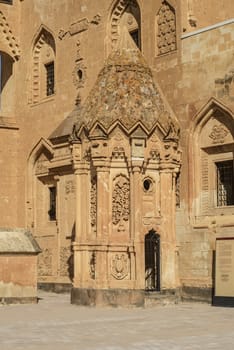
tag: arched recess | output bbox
[27,138,54,229]
[156,0,177,56]
[30,25,56,104]
[109,0,141,51]
[0,51,15,115]
[189,98,234,218]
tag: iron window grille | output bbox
[45,62,54,96]
[48,186,56,221]
[216,160,234,207]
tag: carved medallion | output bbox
[111,254,129,280]
[209,124,229,144]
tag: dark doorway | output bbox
[145,229,160,291]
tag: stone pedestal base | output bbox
[71,288,145,307]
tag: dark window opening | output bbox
[77,69,83,81]
[48,186,56,221]
[0,0,12,4]
[216,160,234,206]
[45,62,54,96]
[143,179,152,192]
[130,29,140,49]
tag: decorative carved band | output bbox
[112,174,130,226]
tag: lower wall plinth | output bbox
[71,288,145,307]
[0,296,38,305]
[38,282,72,294]
[181,286,213,303]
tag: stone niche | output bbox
[0,229,41,304]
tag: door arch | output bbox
[145,229,160,291]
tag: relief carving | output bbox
[58,15,101,40]
[38,248,52,276]
[90,175,97,229]
[89,251,96,279]
[111,253,129,280]
[209,124,229,144]
[65,180,75,194]
[60,247,71,276]
[112,175,130,229]
[157,1,176,55]
[112,146,125,160]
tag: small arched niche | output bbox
[110,0,141,50]
[31,26,56,104]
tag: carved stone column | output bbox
[93,159,110,289]
[130,162,144,289]
[159,166,179,290]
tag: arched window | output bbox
[30,27,56,104]
[110,0,141,50]
[191,100,234,217]
[0,51,14,115]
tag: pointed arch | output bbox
[156,0,177,55]
[0,10,20,61]
[189,98,234,217]
[108,0,141,52]
[26,138,54,228]
[30,25,56,104]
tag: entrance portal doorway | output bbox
[145,229,160,291]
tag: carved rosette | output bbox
[112,175,130,230]
[111,253,129,280]
[209,124,229,144]
[157,1,176,55]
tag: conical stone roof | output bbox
[71,27,179,139]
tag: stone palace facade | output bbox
[0,0,233,305]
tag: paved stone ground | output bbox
[0,291,234,350]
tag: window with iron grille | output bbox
[216,160,234,206]
[48,186,56,221]
[45,62,54,96]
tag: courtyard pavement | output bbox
[0,291,234,350]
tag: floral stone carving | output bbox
[112,175,130,227]
[209,124,229,144]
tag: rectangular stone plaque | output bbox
[214,237,234,306]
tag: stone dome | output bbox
[71,27,179,140]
